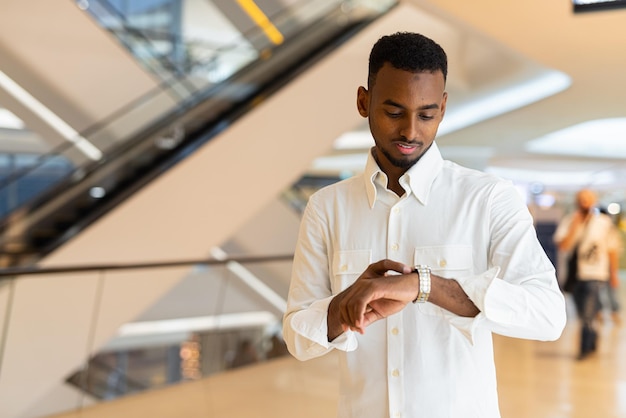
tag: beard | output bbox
[377,143,421,169]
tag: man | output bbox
[554,188,622,360]
[283,32,566,418]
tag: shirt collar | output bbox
[364,142,444,208]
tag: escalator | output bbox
[0,0,397,267]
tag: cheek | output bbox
[369,117,395,136]
[426,123,440,136]
[420,118,442,136]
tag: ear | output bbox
[356,86,369,118]
[440,91,448,119]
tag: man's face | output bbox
[357,63,447,171]
[577,189,597,213]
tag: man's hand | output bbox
[360,298,408,329]
[329,259,416,336]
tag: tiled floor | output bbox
[495,296,626,418]
[52,292,626,418]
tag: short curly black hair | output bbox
[368,32,447,88]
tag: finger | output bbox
[344,297,367,331]
[360,311,378,329]
[345,300,359,327]
[360,304,386,329]
[370,259,412,276]
[352,295,372,329]
[339,300,353,330]
[349,325,365,334]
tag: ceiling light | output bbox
[525,118,626,159]
[0,108,24,130]
[535,194,556,208]
[438,70,571,136]
[333,131,373,150]
[311,153,368,174]
[485,166,618,187]
[89,186,106,199]
[607,202,621,215]
[0,70,102,160]
[117,311,277,336]
[75,0,89,11]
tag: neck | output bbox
[372,148,406,196]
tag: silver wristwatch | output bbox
[412,265,431,303]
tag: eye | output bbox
[419,114,435,121]
[385,111,402,118]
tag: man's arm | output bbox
[468,181,566,342]
[327,259,413,338]
[329,260,479,336]
[608,226,622,288]
[609,248,620,288]
[556,211,587,251]
[429,274,480,317]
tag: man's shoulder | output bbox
[595,212,617,229]
[440,159,509,189]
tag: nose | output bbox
[399,116,418,142]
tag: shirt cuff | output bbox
[455,266,500,312]
[448,267,501,343]
[290,296,358,354]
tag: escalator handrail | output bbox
[0,0,338,204]
[0,0,316,196]
[0,1,397,264]
[0,253,294,279]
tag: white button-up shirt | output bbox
[283,142,566,418]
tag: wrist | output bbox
[412,265,431,303]
[327,296,345,341]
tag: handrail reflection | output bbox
[0,252,295,406]
[0,253,294,278]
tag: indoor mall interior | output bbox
[1,0,626,417]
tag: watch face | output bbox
[414,265,430,274]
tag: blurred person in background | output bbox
[554,188,623,360]
[596,207,622,326]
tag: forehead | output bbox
[370,63,445,104]
[577,190,597,202]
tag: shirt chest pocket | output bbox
[331,250,372,293]
[413,245,473,316]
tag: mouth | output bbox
[395,142,419,155]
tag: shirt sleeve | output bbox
[455,181,566,342]
[282,197,358,361]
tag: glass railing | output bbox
[0,252,294,413]
[0,153,74,218]
[85,0,350,85]
[0,0,397,266]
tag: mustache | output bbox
[393,139,423,146]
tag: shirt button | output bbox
[394,413,402,418]
[393,207,400,214]
[340,264,348,272]
[439,259,447,268]
[391,369,400,377]
[391,327,399,335]
[391,243,399,251]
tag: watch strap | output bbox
[412,264,431,303]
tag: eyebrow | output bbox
[382,99,439,110]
